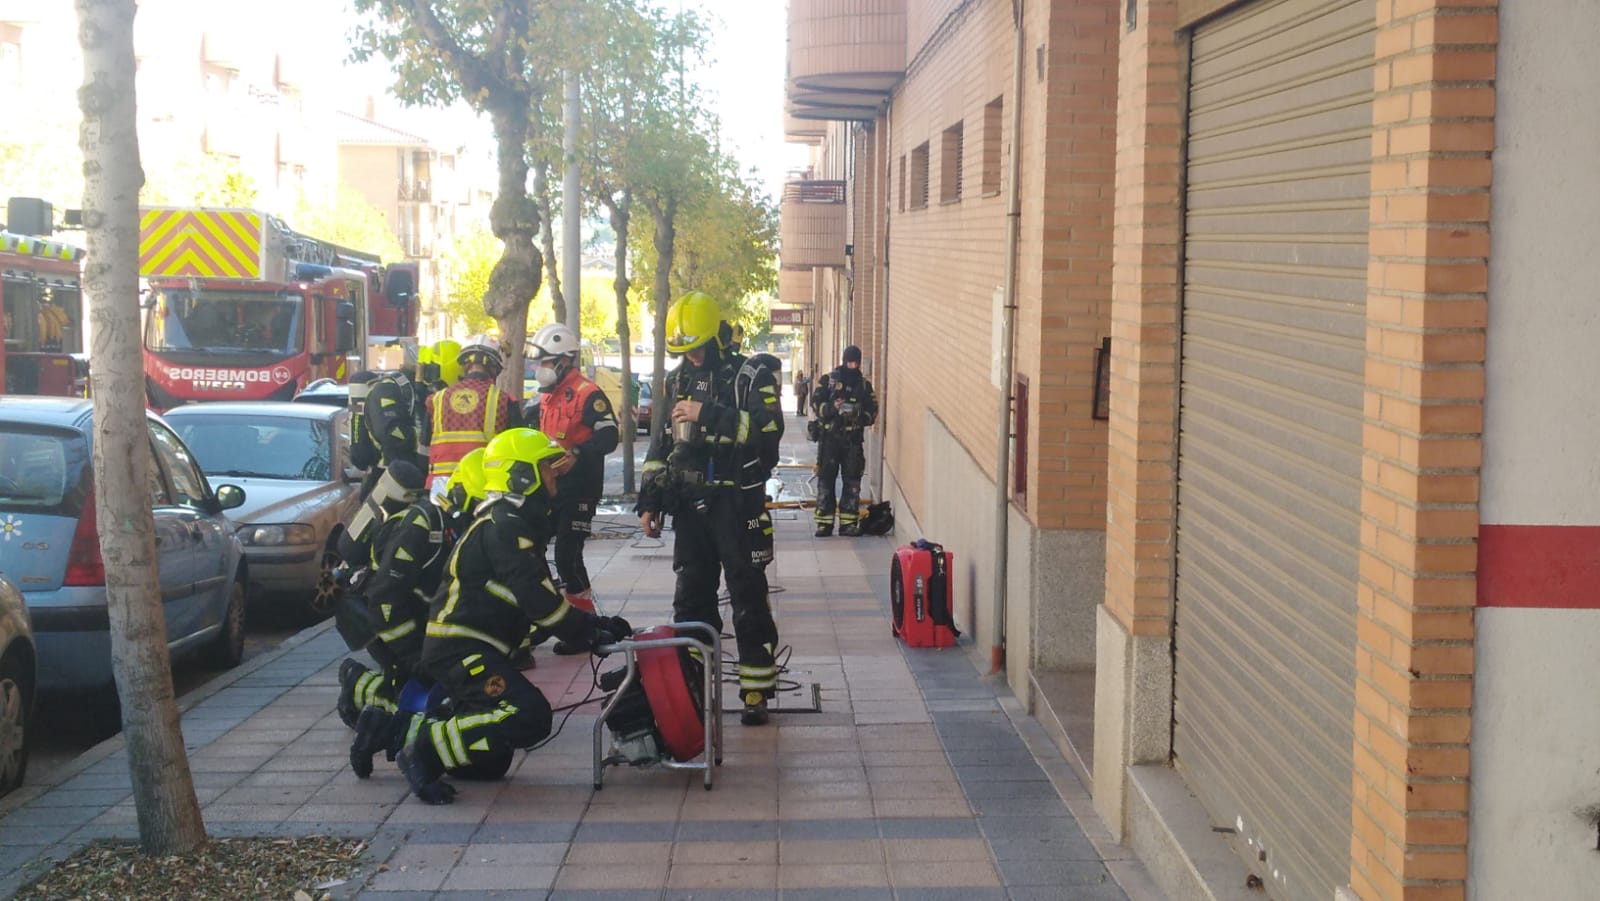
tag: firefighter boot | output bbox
[813,523,833,538]
[553,592,597,655]
[337,659,372,728]
[349,706,396,780]
[740,690,771,727]
[397,737,457,805]
[840,522,862,537]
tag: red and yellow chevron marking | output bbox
[138,209,264,279]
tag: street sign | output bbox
[770,307,807,326]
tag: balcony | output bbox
[398,179,432,203]
[786,0,906,122]
[780,180,848,270]
[780,268,816,307]
[785,108,826,145]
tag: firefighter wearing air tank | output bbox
[422,340,518,494]
[526,322,618,639]
[338,448,491,779]
[636,292,784,726]
[394,429,634,804]
[811,345,878,537]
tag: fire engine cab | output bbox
[0,197,87,397]
[140,207,414,410]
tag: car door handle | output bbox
[188,524,205,543]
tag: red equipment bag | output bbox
[890,539,961,648]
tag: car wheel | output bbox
[0,656,30,796]
[301,549,343,624]
[204,578,248,669]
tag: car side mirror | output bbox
[215,483,246,511]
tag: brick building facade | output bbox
[783,1,1598,899]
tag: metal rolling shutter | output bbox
[1173,1,1373,899]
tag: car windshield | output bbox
[169,414,332,481]
[0,426,88,517]
[145,289,304,355]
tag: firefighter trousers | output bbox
[816,437,866,526]
[554,495,597,596]
[670,488,779,695]
[416,642,554,775]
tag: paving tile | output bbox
[438,863,559,891]
[665,889,777,901]
[545,891,664,901]
[873,799,971,819]
[888,858,1001,887]
[779,838,885,865]
[380,823,481,845]
[672,840,778,865]
[365,843,463,892]
[566,841,672,865]
[996,858,1120,887]
[778,889,893,901]
[778,861,890,888]
[677,819,779,842]
[666,862,779,889]
[555,862,670,890]
[987,834,1103,861]
[882,838,993,862]
[1007,885,1128,901]
[459,842,570,866]
[433,892,549,901]
[876,818,981,839]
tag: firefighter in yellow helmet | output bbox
[421,338,519,495]
[638,291,784,726]
[394,429,633,803]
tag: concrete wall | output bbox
[1472,3,1600,897]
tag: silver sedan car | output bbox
[164,402,362,623]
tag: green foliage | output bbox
[141,154,260,208]
[0,114,82,215]
[292,184,405,261]
[440,223,500,334]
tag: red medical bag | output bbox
[890,540,961,648]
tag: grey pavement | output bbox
[0,410,1163,900]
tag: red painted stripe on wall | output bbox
[1478,524,1600,609]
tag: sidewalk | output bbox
[0,414,1165,901]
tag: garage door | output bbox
[1173,1,1373,898]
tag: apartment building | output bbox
[783,2,1599,900]
[336,109,493,343]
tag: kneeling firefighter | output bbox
[342,449,491,779]
[395,429,634,804]
[637,292,784,726]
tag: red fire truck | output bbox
[0,223,89,398]
[140,207,417,409]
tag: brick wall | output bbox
[882,0,1012,522]
[1351,2,1495,899]
[1103,0,1183,639]
[1028,0,1118,531]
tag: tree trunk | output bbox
[604,194,635,494]
[484,97,542,401]
[648,197,677,447]
[77,0,206,855]
[534,158,564,324]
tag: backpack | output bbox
[861,501,895,536]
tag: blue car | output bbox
[0,398,249,692]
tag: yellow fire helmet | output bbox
[482,428,567,496]
[433,339,462,385]
[665,291,722,355]
[442,447,488,513]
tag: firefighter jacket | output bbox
[423,373,516,483]
[422,498,598,658]
[637,345,784,515]
[535,367,619,498]
[812,367,878,441]
[364,500,450,648]
[366,373,423,468]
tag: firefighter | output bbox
[342,448,489,778]
[422,339,517,495]
[811,345,878,536]
[527,322,618,652]
[637,292,784,726]
[394,428,633,804]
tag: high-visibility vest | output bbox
[428,376,505,483]
[537,370,603,451]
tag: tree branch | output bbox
[394,0,496,96]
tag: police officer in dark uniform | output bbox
[811,345,878,536]
[394,428,633,804]
[637,292,784,726]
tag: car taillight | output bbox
[64,484,105,586]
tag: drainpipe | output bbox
[874,108,893,501]
[991,0,1026,676]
